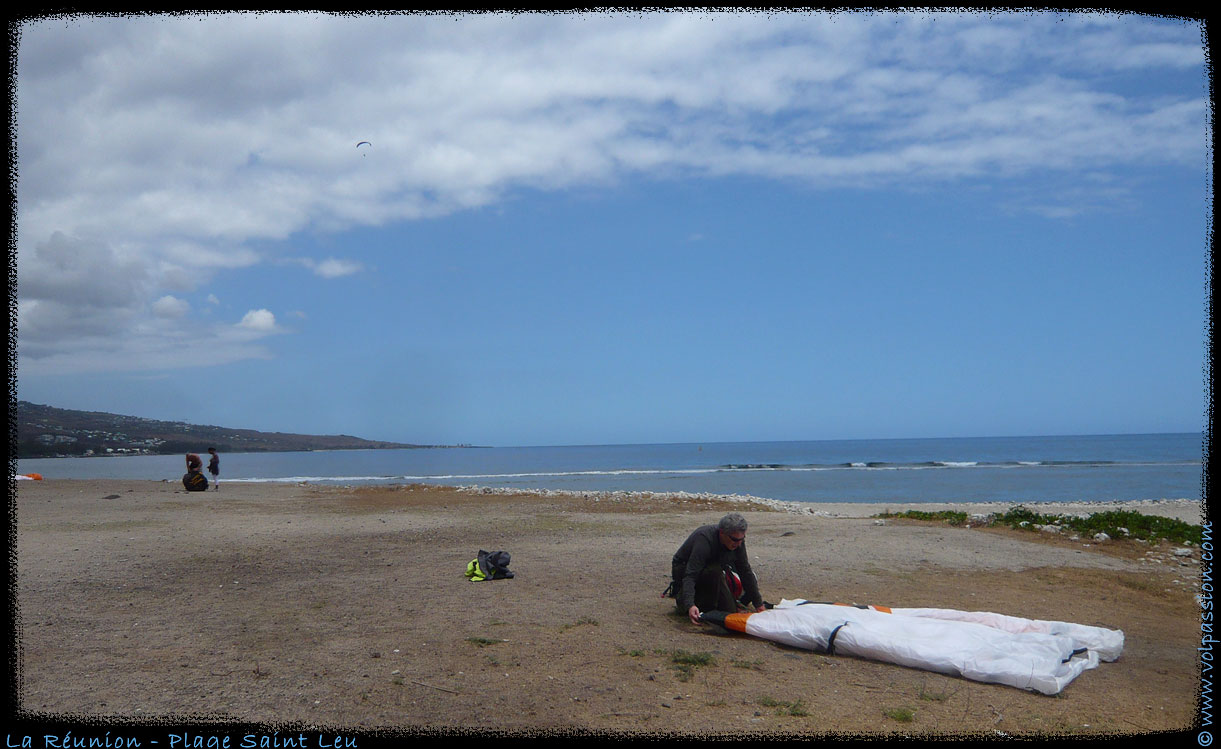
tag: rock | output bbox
[1093,532,1111,542]
[1173,548,1193,557]
[1041,525,1061,534]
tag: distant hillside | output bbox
[14,401,451,458]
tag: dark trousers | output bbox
[674,565,736,615]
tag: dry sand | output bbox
[12,479,1210,739]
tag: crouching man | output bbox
[670,512,766,625]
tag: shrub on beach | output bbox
[877,509,969,526]
[994,506,1202,546]
[875,506,1202,546]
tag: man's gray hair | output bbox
[718,513,748,534]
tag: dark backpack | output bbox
[183,471,209,492]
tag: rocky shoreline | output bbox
[452,483,1204,522]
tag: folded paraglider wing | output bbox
[700,599,1123,695]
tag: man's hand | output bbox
[754,604,766,613]
[688,605,703,625]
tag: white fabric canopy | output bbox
[715,599,1123,695]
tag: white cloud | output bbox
[13,11,1207,375]
[152,295,190,318]
[313,258,363,278]
[18,14,1205,247]
[238,309,278,332]
[289,256,364,278]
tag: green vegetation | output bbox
[758,696,810,717]
[877,509,969,526]
[874,506,1201,546]
[670,650,715,667]
[465,636,504,648]
[669,649,716,682]
[995,507,1202,545]
[884,706,916,722]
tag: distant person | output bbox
[668,513,766,625]
[183,453,208,492]
[207,447,220,490]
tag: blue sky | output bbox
[13,11,1210,446]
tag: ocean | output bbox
[16,432,1205,506]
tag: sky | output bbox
[11,10,1212,447]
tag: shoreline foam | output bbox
[18,477,1205,524]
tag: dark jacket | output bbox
[671,524,762,611]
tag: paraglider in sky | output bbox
[356,141,371,148]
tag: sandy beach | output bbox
[13,479,1208,738]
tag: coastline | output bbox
[447,483,1205,523]
[16,476,1205,523]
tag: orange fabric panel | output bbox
[723,612,753,633]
